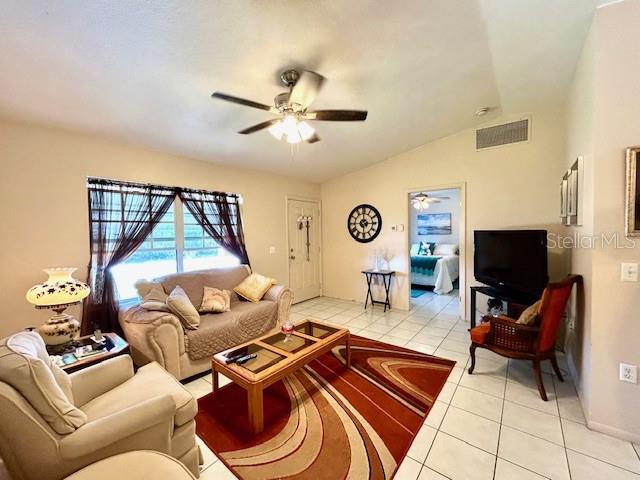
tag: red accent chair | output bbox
[468,275,582,401]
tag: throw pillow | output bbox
[200,287,231,313]
[140,285,170,312]
[166,286,200,329]
[433,243,458,255]
[517,300,541,325]
[410,243,420,256]
[233,273,275,303]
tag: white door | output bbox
[288,199,322,303]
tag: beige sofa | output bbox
[0,332,200,480]
[119,265,292,380]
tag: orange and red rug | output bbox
[196,336,455,480]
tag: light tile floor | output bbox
[186,291,640,480]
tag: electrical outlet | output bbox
[619,363,638,384]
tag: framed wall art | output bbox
[417,213,451,235]
[625,146,640,236]
[561,156,582,226]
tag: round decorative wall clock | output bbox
[347,204,382,243]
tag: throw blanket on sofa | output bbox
[410,255,442,275]
[185,300,278,361]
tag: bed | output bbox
[410,243,459,294]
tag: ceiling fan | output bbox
[211,69,368,144]
[411,192,451,210]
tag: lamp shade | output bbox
[26,268,90,309]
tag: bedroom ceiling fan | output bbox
[411,193,451,210]
[211,69,368,144]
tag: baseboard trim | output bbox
[587,420,640,444]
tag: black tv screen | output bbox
[474,230,548,296]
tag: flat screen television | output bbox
[474,230,548,296]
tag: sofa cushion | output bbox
[80,362,197,427]
[185,300,278,361]
[167,286,200,330]
[0,332,87,434]
[159,273,206,308]
[134,279,164,299]
[234,273,276,303]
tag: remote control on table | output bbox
[224,353,246,364]
[235,353,257,365]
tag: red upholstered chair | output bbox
[468,275,582,401]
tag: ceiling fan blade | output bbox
[289,71,325,110]
[306,133,321,144]
[211,92,277,113]
[305,110,368,121]
[238,119,280,134]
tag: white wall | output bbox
[410,189,460,246]
[0,119,320,337]
[321,109,570,315]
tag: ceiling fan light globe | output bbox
[286,130,302,144]
[282,115,298,135]
[297,121,315,141]
[268,121,284,140]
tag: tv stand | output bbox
[470,285,539,328]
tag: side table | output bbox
[47,332,129,373]
[361,270,395,312]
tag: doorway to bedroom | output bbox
[408,186,465,318]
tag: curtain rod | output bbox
[87,176,241,199]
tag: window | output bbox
[111,198,239,301]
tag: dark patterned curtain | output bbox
[82,178,177,334]
[178,189,251,267]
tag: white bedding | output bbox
[411,255,459,294]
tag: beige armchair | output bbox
[0,332,201,480]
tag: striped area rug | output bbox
[196,336,455,480]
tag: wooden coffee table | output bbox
[211,320,351,434]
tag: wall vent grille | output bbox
[476,118,529,150]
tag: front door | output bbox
[287,199,321,303]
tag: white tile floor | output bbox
[185,291,640,480]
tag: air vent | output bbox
[476,118,529,150]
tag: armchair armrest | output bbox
[60,394,174,459]
[487,316,540,352]
[70,355,134,407]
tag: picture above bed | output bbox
[417,213,451,235]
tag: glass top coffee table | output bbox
[211,319,351,434]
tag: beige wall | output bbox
[0,119,320,337]
[321,109,570,315]
[564,20,595,420]
[570,1,640,442]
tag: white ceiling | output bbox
[0,0,602,182]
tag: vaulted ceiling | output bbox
[0,0,604,181]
